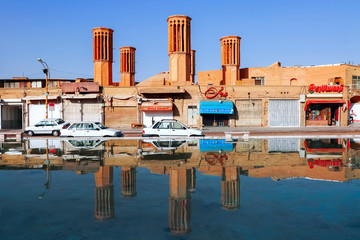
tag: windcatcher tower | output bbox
[220,36,241,85]
[92,27,113,86]
[167,15,192,85]
[120,47,136,86]
[190,50,196,83]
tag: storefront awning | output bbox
[199,100,234,114]
[62,93,99,99]
[23,95,60,100]
[304,100,346,111]
[141,101,173,111]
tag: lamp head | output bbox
[37,58,43,63]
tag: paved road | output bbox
[1,124,360,139]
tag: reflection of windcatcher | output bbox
[220,36,241,85]
[169,168,192,234]
[221,167,240,210]
[94,166,115,220]
[92,27,114,86]
[121,167,137,197]
[120,47,136,86]
[167,15,192,85]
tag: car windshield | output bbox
[95,122,107,129]
[55,119,65,124]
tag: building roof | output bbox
[136,72,169,87]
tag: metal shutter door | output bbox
[236,100,262,126]
[268,100,299,127]
[83,103,102,122]
[63,102,81,123]
[268,138,300,152]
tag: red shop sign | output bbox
[205,87,228,99]
[308,84,343,93]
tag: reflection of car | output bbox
[66,139,105,149]
[60,122,122,137]
[142,119,203,137]
[25,118,70,136]
[140,140,192,161]
[142,140,187,152]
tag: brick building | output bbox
[1,14,360,129]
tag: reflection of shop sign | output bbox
[308,84,343,93]
[205,87,228,99]
[308,159,343,169]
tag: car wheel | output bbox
[27,131,34,136]
[52,131,60,137]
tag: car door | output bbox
[68,123,86,137]
[155,122,171,136]
[170,121,188,136]
[44,120,56,134]
[84,123,100,137]
[34,121,46,134]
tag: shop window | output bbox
[352,76,360,90]
[334,77,343,85]
[306,104,341,126]
[253,77,264,85]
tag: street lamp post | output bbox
[37,58,50,119]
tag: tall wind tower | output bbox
[120,47,136,86]
[220,36,241,85]
[92,27,114,86]
[167,15,193,85]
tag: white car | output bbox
[25,118,70,136]
[142,119,204,137]
[60,122,122,137]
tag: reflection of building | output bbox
[94,166,115,220]
[221,167,240,210]
[168,168,193,234]
[121,166,137,197]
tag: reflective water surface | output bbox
[1,138,360,239]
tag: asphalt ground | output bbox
[2,124,360,139]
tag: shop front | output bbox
[141,100,173,128]
[305,100,345,126]
[199,100,234,127]
[62,94,103,124]
[0,99,23,129]
[305,83,346,126]
[23,95,62,127]
[349,96,360,123]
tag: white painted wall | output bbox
[142,111,173,128]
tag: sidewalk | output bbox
[1,124,360,138]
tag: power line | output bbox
[51,69,93,78]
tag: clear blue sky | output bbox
[1,0,359,82]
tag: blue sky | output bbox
[1,0,359,82]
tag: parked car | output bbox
[60,122,122,137]
[142,119,204,137]
[25,118,70,136]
